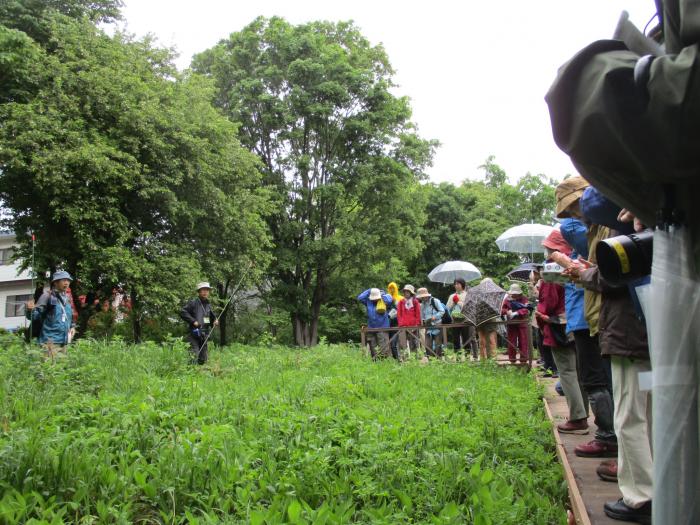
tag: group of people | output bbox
[533,176,652,524]
[357,174,653,523]
[357,279,501,361]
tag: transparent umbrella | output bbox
[428,260,481,284]
[496,223,554,254]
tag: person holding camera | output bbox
[537,229,590,435]
[180,282,219,365]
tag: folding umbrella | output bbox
[428,260,481,284]
[496,223,554,254]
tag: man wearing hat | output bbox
[180,282,219,364]
[357,287,393,359]
[26,270,75,359]
[501,283,531,364]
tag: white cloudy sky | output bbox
[118,1,655,185]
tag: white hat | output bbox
[402,284,416,295]
[369,288,382,300]
[196,282,212,291]
[507,283,523,296]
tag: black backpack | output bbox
[431,297,452,324]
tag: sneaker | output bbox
[575,439,618,458]
[557,418,589,435]
[596,459,618,482]
[603,498,651,524]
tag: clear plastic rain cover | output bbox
[649,227,700,524]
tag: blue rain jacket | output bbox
[28,291,73,345]
[357,289,393,328]
[559,218,589,334]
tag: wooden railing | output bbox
[359,319,533,368]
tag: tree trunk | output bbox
[130,290,141,343]
[293,313,317,347]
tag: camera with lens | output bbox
[596,230,653,284]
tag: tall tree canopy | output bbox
[194,17,437,346]
[0,6,271,340]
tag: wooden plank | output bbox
[543,393,592,525]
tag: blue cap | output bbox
[51,270,73,282]
[580,187,635,234]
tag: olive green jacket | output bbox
[546,1,700,265]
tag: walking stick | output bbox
[197,262,254,358]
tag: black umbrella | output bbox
[507,262,540,283]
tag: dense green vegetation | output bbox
[0,338,567,524]
[0,1,558,346]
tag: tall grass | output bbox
[0,336,567,524]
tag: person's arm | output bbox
[180,300,197,326]
[27,292,50,321]
[381,292,393,305]
[434,300,445,321]
[357,289,370,304]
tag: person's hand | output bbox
[535,311,550,323]
[618,208,635,224]
[550,251,573,268]
[618,208,645,232]
[69,327,76,339]
[213,319,219,327]
[26,299,35,311]
[563,258,592,282]
[193,321,200,328]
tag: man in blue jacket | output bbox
[26,270,75,359]
[357,287,393,359]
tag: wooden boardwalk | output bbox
[542,379,644,525]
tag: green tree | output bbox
[194,17,436,346]
[0,12,271,341]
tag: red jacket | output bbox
[501,296,530,319]
[397,298,421,327]
[537,281,566,347]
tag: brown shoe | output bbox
[557,418,589,435]
[596,459,618,482]
[575,439,617,458]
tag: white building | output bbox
[0,234,33,331]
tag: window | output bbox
[0,248,14,265]
[5,294,31,318]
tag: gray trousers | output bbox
[551,346,588,421]
[367,332,390,359]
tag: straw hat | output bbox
[555,175,589,218]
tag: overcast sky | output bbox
[118,1,655,185]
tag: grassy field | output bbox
[0,337,567,524]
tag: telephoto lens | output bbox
[596,230,653,284]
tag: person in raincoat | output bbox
[26,270,75,359]
[386,282,403,360]
[546,4,700,522]
[357,287,393,359]
[416,287,445,357]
